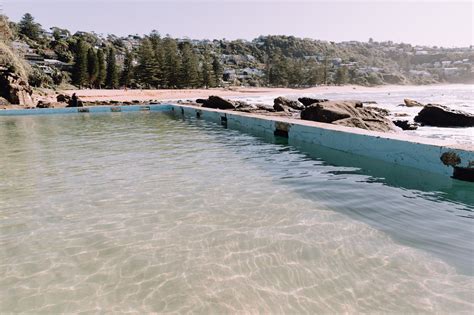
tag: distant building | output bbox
[24,53,45,65]
[11,40,34,55]
[415,50,428,55]
[223,69,236,81]
[443,67,459,77]
[409,70,432,78]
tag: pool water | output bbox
[0,112,473,313]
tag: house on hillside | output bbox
[11,40,34,55]
[24,53,45,65]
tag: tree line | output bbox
[266,53,349,87]
[72,34,223,89]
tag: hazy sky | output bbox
[3,0,473,47]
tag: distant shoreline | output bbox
[2,83,473,110]
[37,83,474,103]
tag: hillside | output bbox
[1,13,473,98]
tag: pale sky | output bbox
[2,0,473,47]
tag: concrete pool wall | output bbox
[169,104,473,180]
[1,104,473,181]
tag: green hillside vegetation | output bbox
[2,13,473,90]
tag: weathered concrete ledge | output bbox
[0,104,172,115]
[169,104,474,180]
[1,103,473,180]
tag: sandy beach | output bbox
[36,84,451,104]
[3,84,469,109]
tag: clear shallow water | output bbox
[0,112,473,313]
[237,84,474,144]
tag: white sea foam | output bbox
[236,84,474,144]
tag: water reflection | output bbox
[174,114,474,274]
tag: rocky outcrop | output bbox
[273,96,304,112]
[403,98,424,107]
[0,97,10,106]
[414,104,474,127]
[199,96,236,110]
[298,97,329,106]
[393,120,418,130]
[56,94,70,103]
[36,100,53,108]
[301,100,398,132]
[0,69,34,106]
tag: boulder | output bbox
[366,106,390,117]
[404,98,424,107]
[56,94,70,103]
[66,99,84,107]
[0,70,34,106]
[298,97,329,106]
[273,96,304,111]
[36,100,53,108]
[414,104,474,127]
[393,120,418,130]
[301,100,398,132]
[200,96,236,110]
[0,97,10,106]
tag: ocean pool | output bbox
[0,112,473,313]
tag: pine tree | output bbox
[105,47,119,89]
[268,53,289,87]
[87,48,99,87]
[335,66,349,85]
[96,49,106,88]
[136,38,159,88]
[148,31,164,87]
[18,13,42,41]
[307,60,323,86]
[72,39,89,88]
[154,44,165,87]
[288,59,304,87]
[180,43,199,88]
[212,55,223,86]
[163,37,181,88]
[200,50,215,88]
[120,49,134,88]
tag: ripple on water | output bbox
[0,112,473,313]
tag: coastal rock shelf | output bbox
[0,104,473,181]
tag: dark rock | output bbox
[36,100,53,108]
[201,96,236,110]
[0,97,10,106]
[0,69,34,106]
[195,99,207,104]
[393,120,418,130]
[274,96,304,111]
[440,151,461,167]
[414,104,474,127]
[234,101,251,109]
[366,106,390,116]
[301,100,398,132]
[66,94,83,107]
[301,102,351,122]
[56,94,70,103]
[404,98,424,107]
[298,97,329,106]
